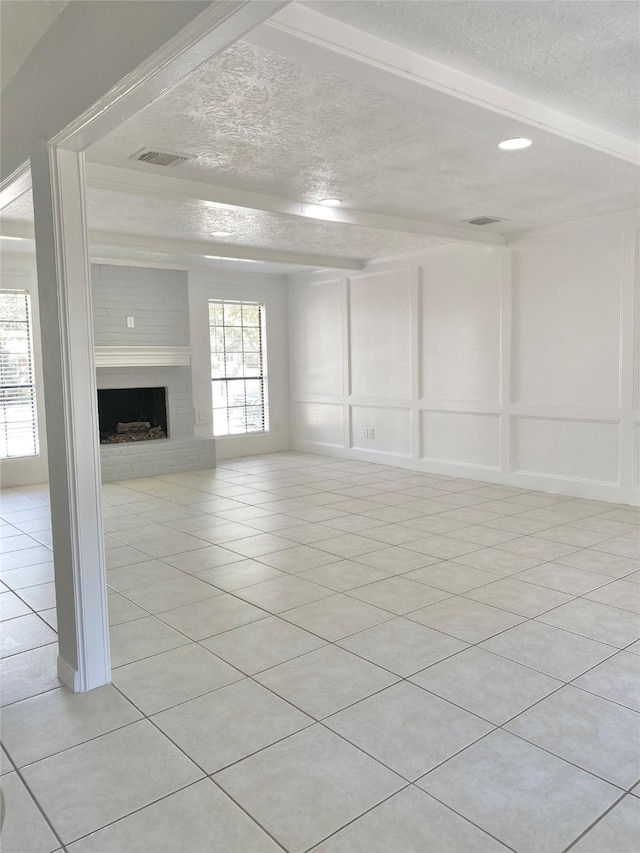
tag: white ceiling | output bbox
[85,36,640,232]
[0,0,68,88]
[1,0,637,268]
[303,0,639,139]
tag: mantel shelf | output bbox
[94,346,192,368]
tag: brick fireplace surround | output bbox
[92,264,215,482]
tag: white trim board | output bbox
[292,439,637,505]
[94,346,192,368]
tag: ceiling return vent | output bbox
[130,148,191,167]
[465,215,505,226]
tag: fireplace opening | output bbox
[97,387,168,444]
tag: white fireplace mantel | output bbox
[94,346,192,368]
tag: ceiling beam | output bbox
[86,163,504,246]
[0,219,363,270]
[0,163,31,212]
[246,3,639,167]
[91,231,363,269]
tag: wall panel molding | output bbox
[288,217,639,505]
[419,400,502,414]
[421,410,501,469]
[349,395,413,408]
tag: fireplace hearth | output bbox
[97,387,168,444]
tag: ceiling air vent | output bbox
[130,148,190,168]
[465,216,504,226]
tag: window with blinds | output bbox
[209,299,269,436]
[0,290,39,459]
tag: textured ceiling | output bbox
[303,0,640,139]
[0,235,304,274]
[84,245,313,275]
[1,193,35,222]
[0,0,68,88]
[1,189,448,260]
[87,40,638,234]
[2,2,637,264]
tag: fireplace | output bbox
[97,387,168,444]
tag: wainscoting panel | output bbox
[512,231,622,408]
[421,247,501,403]
[293,401,344,448]
[290,277,343,397]
[421,411,501,468]
[351,406,412,456]
[513,416,620,484]
[349,268,412,399]
[289,212,638,504]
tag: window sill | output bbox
[213,432,270,439]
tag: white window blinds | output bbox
[209,299,269,437]
[0,290,40,459]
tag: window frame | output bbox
[208,298,270,437]
[0,288,41,460]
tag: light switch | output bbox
[126,316,135,328]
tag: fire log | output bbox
[116,421,151,433]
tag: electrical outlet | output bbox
[126,316,135,328]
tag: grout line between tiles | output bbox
[6,760,67,852]
[560,790,630,853]
[1,455,638,853]
[107,683,291,852]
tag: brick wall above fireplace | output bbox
[91,264,215,481]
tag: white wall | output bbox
[0,252,48,486]
[289,210,639,505]
[2,259,292,486]
[91,264,190,346]
[1,1,210,182]
[189,268,291,460]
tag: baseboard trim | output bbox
[57,655,79,691]
[291,439,639,505]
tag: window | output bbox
[209,299,269,436]
[0,290,39,459]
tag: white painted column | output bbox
[410,266,422,463]
[500,248,513,475]
[619,225,638,504]
[30,142,111,692]
[341,275,352,453]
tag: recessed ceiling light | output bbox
[211,231,231,237]
[205,255,260,263]
[498,137,532,151]
[319,198,342,207]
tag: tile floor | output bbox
[1,452,639,853]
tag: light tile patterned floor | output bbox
[1,452,639,853]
